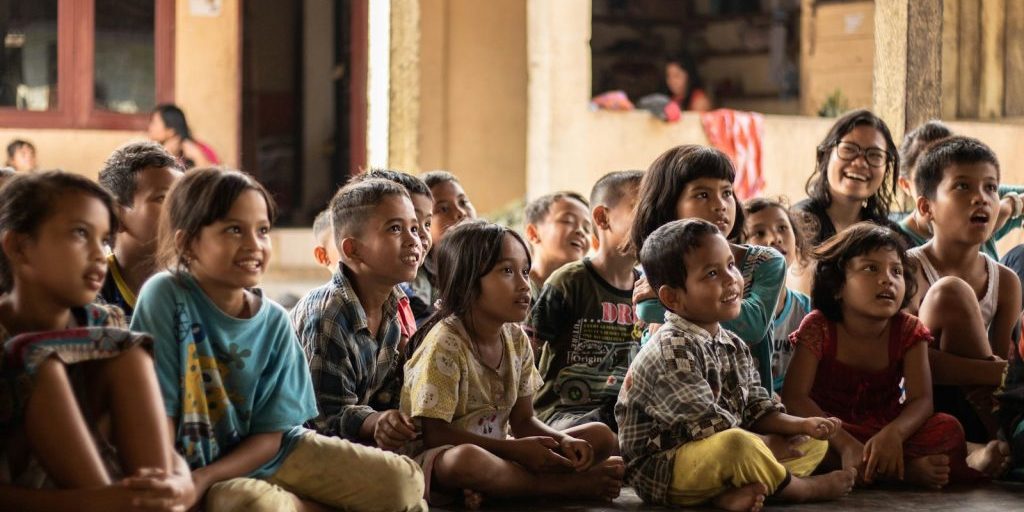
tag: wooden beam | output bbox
[942,0,960,120]
[979,0,1006,119]
[1005,0,1024,116]
[388,0,421,171]
[958,0,981,118]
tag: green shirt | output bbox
[526,259,640,428]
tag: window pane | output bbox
[0,1,59,111]
[95,0,155,114]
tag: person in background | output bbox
[147,104,220,170]
[665,55,711,112]
[5,140,36,173]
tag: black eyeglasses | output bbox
[835,141,889,168]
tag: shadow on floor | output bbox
[431,482,1023,511]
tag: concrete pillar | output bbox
[388,0,421,172]
[872,0,943,141]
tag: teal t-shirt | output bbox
[637,244,785,391]
[131,271,318,478]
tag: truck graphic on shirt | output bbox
[553,343,637,405]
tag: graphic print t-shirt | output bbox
[526,259,640,427]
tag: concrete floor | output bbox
[432,482,1023,511]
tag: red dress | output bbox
[790,310,981,482]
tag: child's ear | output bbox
[592,205,610,230]
[313,246,331,267]
[898,176,912,195]
[915,195,933,221]
[656,284,682,313]
[115,204,129,233]
[524,223,541,245]
[339,237,360,263]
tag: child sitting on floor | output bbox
[744,197,813,392]
[311,208,340,273]
[905,136,1015,476]
[617,218,854,511]
[528,170,643,431]
[523,191,592,299]
[97,141,183,321]
[401,220,623,509]
[291,179,424,452]
[0,171,193,511]
[783,222,984,489]
[131,169,426,511]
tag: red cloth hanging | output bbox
[700,109,765,200]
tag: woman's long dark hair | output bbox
[409,220,532,350]
[804,109,899,224]
[154,103,192,141]
[628,144,745,257]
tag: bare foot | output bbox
[967,440,1011,478]
[776,468,856,502]
[462,488,484,510]
[905,455,951,489]
[565,456,624,501]
[759,433,808,462]
[712,483,767,512]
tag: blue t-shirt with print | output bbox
[131,271,318,478]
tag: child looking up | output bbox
[351,169,434,326]
[0,171,193,511]
[311,208,340,273]
[632,145,784,390]
[524,191,592,298]
[97,141,183,321]
[794,109,902,247]
[905,136,1016,474]
[412,170,477,322]
[132,168,426,511]
[897,120,1024,259]
[401,220,623,508]
[783,223,983,488]
[528,170,642,430]
[744,197,813,393]
[291,179,424,452]
[617,219,854,510]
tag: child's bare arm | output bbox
[991,265,1021,359]
[891,342,934,436]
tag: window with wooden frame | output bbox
[0,0,174,130]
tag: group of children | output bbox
[0,107,1021,512]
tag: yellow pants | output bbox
[668,428,827,506]
[205,432,428,512]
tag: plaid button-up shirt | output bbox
[290,267,407,441]
[614,311,783,505]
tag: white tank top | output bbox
[908,247,1000,328]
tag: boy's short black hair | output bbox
[330,178,410,240]
[312,208,332,240]
[524,191,590,225]
[812,222,917,322]
[98,141,181,206]
[421,170,461,189]
[899,120,952,180]
[353,168,432,199]
[590,170,643,209]
[639,218,720,291]
[914,135,1000,201]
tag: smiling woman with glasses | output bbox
[784,110,906,296]
[793,109,903,248]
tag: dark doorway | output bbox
[241,0,365,227]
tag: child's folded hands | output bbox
[509,436,575,472]
[559,436,595,471]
